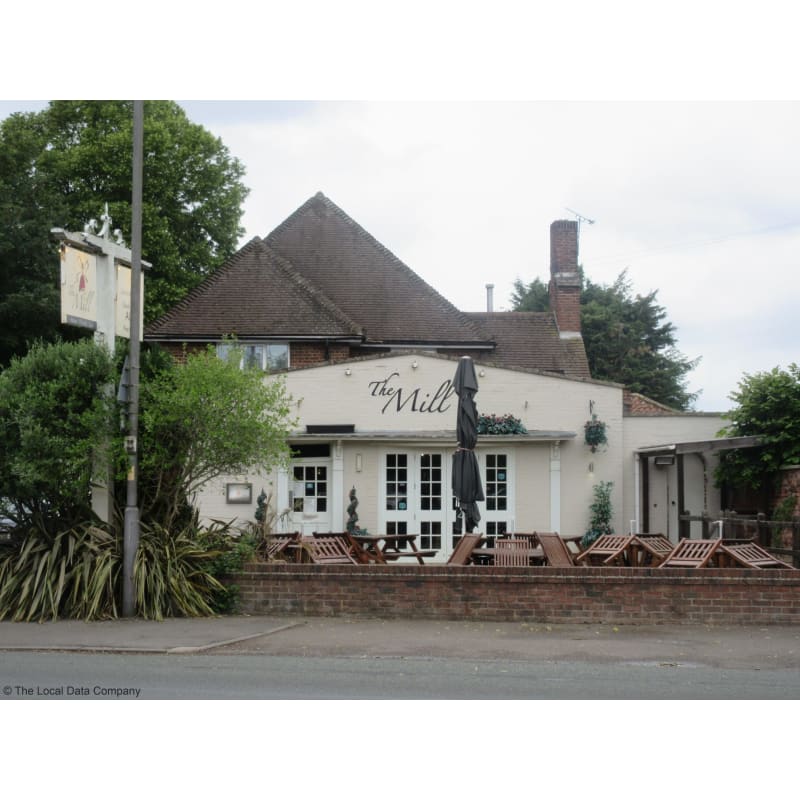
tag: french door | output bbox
[381,449,515,561]
[382,451,449,559]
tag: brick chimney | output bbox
[549,220,582,338]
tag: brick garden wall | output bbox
[234,563,800,625]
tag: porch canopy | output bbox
[635,435,763,537]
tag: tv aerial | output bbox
[565,208,596,226]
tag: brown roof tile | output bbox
[466,311,591,379]
[265,193,489,345]
[146,237,362,340]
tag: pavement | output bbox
[1,614,799,668]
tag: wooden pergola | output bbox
[636,436,763,539]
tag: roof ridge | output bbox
[146,237,264,332]
[267,192,489,342]
[259,241,364,337]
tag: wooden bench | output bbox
[494,539,534,566]
[575,535,634,566]
[312,531,371,563]
[659,538,721,568]
[262,531,301,561]
[629,534,675,567]
[536,532,578,567]
[381,548,438,565]
[717,541,795,569]
[301,535,358,564]
[447,533,484,565]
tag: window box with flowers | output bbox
[477,413,528,435]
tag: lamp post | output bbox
[122,100,144,618]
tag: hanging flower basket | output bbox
[584,415,607,453]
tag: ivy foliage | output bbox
[715,363,800,494]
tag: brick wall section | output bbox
[159,342,207,364]
[233,563,800,625]
[549,282,581,333]
[549,220,582,335]
[623,390,681,416]
[290,342,351,368]
[774,467,800,512]
[550,220,579,271]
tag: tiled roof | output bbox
[623,390,682,416]
[146,237,363,340]
[466,312,591,379]
[265,193,489,345]
[146,192,589,381]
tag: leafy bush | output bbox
[582,481,615,548]
[716,364,800,492]
[0,522,119,621]
[0,339,119,532]
[199,525,259,614]
[0,340,294,619]
[0,517,237,621]
[477,413,528,435]
[134,520,227,620]
[137,344,294,528]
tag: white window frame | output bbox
[479,449,515,540]
[216,342,289,371]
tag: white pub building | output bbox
[146,193,739,562]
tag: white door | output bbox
[290,460,332,535]
[381,449,452,561]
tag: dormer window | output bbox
[217,342,289,372]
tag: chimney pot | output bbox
[485,284,495,313]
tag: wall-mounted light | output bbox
[411,360,419,370]
[355,453,363,472]
[588,462,594,474]
[345,368,352,376]
[478,369,486,378]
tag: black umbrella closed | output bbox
[451,356,485,533]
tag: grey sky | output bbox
[3,3,798,414]
[2,99,798,413]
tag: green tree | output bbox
[0,101,249,366]
[0,339,118,531]
[716,364,800,494]
[512,270,698,409]
[136,344,295,528]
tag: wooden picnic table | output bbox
[471,544,545,565]
[352,533,437,565]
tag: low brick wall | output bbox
[234,563,800,625]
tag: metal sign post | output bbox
[122,100,144,618]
